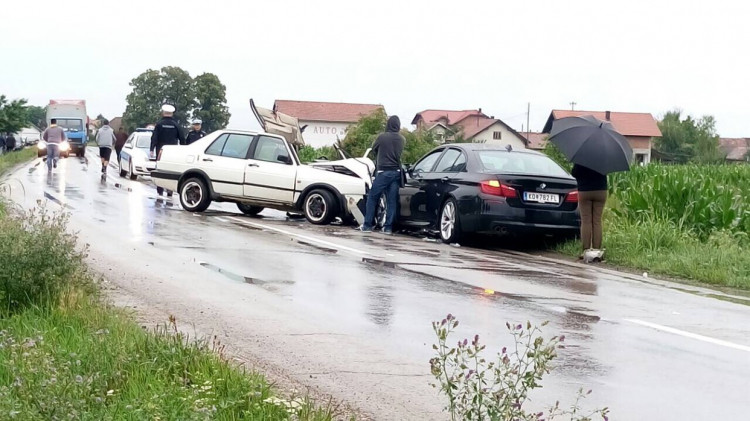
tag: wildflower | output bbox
[106,390,114,396]
[75,375,83,384]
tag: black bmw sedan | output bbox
[396,144,580,243]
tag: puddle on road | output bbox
[199,262,294,287]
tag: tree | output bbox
[543,139,573,172]
[656,110,724,164]
[402,129,439,164]
[193,73,230,133]
[0,96,29,134]
[26,105,47,130]
[122,67,196,131]
[96,113,107,121]
[341,108,387,158]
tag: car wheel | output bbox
[303,189,337,225]
[439,198,462,244]
[374,193,387,229]
[129,162,137,180]
[119,159,127,177]
[179,177,211,212]
[237,203,264,216]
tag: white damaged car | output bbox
[151,130,375,225]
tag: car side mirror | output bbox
[278,154,292,164]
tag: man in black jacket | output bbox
[150,104,184,196]
[184,119,206,145]
[360,115,405,234]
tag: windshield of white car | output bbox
[476,151,570,178]
[56,119,83,132]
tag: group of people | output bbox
[0,132,18,154]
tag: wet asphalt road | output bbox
[3,151,750,420]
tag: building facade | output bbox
[273,100,385,148]
[412,109,527,148]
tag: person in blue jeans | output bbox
[41,119,66,172]
[361,116,405,234]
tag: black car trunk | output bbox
[495,174,578,211]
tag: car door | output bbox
[243,135,297,203]
[400,148,445,224]
[425,148,467,225]
[120,134,135,167]
[199,133,254,196]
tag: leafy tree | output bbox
[0,96,29,134]
[298,145,338,163]
[123,67,196,131]
[341,108,387,157]
[402,129,439,164]
[193,73,230,133]
[656,110,724,164]
[96,113,107,121]
[543,140,573,172]
[26,105,47,130]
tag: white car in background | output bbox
[119,129,156,180]
[151,130,375,225]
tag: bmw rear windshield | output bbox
[476,151,571,178]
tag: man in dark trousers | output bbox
[184,119,206,145]
[114,127,128,164]
[360,115,405,235]
[0,133,5,155]
[150,104,184,196]
[5,133,16,152]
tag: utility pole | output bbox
[526,102,531,142]
[570,101,577,110]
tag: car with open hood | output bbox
[150,129,375,225]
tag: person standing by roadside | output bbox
[5,133,16,152]
[96,120,116,176]
[0,133,5,155]
[571,163,608,262]
[114,127,128,165]
[184,119,206,145]
[360,115,405,235]
[41,119,66,171]
[150,104,184,196]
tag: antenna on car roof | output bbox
[505,144,513,152]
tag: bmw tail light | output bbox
[565,190,579,203]
[480,180,517,198]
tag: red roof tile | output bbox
[412,109,487,126]
[523,132,548,150]
[274,100,384,123]
[460,117,498,140]
[719,138,750,161]
[544,110,662,137]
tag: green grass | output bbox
[0,148,37,176]
[0,151,338,420]
[556,164,750,289]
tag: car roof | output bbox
[439,143,546,156]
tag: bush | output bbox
[430,314,608,421]
[298,145,338,163]
[0,205,91,313]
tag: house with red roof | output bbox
[273,100,385,148]
[719,138,750,162]
[523,132,548,150]
[412,109,527,148]
[542,110,662,165]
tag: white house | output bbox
[273,100,385,148]
[412,109,527,149]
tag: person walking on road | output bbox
[184,119,206,145]
[150,104,184,196]
[114,127,128,165]
[360,115,405,235]
[41,119,66,171]
[96,120,117,176]
[572,163,608,263]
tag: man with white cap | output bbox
[184,119,207,145]
[150,104,185,196]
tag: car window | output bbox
[434,149,465,172]
[253,136,290,163]
[220,134,253,159]
[477,151,570,178]
[125,134,134,146]
[413,149,443,173]
[205,134,229,156]
[135,135,151,149]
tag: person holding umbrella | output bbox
[548,115,633,263]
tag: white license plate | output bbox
[524,192,560,204]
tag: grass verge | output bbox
[0,148,37,176]
[0,151,338,420]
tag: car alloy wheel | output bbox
[440,198,461,243]
[182,181,203,208]
[375,194,387,229]
[304,189,336,225]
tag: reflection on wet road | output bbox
[4,151,750,420]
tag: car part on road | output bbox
[238,203,264,216]
[180,177,212,212]
[439,198,462,243]
[304,189,337,225]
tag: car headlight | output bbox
[38,141,47,150]
[59,142,70,152]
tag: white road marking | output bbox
[625,318,750,353]
[225,216,369,255]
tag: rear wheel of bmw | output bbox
[180,177,211,212]
[303,189,337,225]
[439,198,462,244]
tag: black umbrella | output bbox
[548,115,633,175]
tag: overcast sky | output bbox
[4,0,749,136]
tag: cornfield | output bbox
[609,164,750,241]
